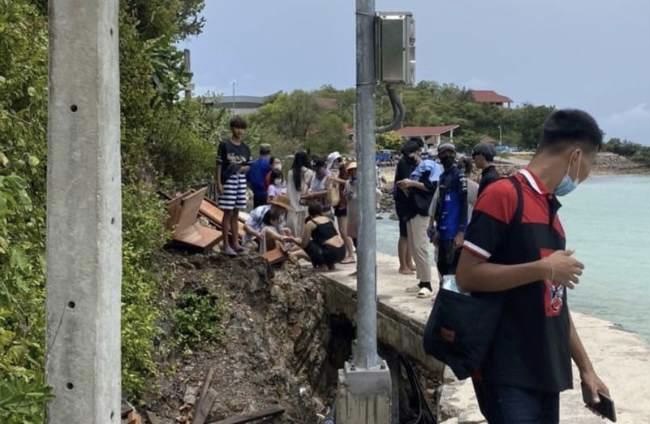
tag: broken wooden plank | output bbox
[262,247,288,266]
[192,368,216,424]
[199,198,246,238]
[208,406,285,424]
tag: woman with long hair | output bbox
[286,151,314,237]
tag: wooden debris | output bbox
[192,367,217,424]
[208,406,285,424]
[166,188,221,250]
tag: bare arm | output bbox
[569,313,594,375]
[457,249,584,293]
[301,222,315,249]
[570,312,610,402]
[456,250,548,292]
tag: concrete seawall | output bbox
[321,252,650,423]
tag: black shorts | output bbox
[305,242,346,267]
[334,207,347,218]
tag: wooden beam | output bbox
[208,407,285,424]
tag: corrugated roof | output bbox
[397,125,459,137]
[469,90,512,104]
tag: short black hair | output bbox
[460,157,473,174]
[263,208,282,226]
[308,202,323,217]
[259,145,271,156]
[472,143,496,162]
[539,109,603,152]
[401,139,421,156]
[313,158,327,170]
[229,115,248,130]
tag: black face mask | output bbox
[440,156,455,169]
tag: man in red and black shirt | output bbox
[457,109,610,423]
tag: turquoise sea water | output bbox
[376,175,650,342]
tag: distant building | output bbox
[469,90,513,108]
[200,95,338,116]
[200,95,267,116]
[396,125,460,148]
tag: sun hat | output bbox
[268,194,293,211]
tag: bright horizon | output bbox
[181,0,650,145]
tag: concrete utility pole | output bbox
[46,1,122,423]
[336,1,392,422]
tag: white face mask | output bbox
[273,164,282,171]
[274,178,282,186]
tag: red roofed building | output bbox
[469,90,512,107]
[396,125,459,148]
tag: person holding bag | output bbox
[440,109,610,424]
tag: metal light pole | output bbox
[336,1,392,422]
[231,80,237,114]
[354,0,379,370]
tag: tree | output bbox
[308,113,347,155]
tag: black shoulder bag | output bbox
[422,176,523,380]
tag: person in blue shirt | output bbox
[396,146,443,298]
[432,143,468,278]
[247,144,272,208]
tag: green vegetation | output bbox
[1,0,226,421]
[245,82,557,159]
[173,288,227,350]
[604,138,650,167]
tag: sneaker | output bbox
[417,287,433,299]
[405,285,421,293]
[233,245,246,253]
[223,246,238,257]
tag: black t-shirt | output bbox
[463,169,572,393]
[217,139,251,184]
[478,165,499,195]
[393,157,417,218]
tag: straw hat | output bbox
[346,161,358,171]
[268,194,293,211]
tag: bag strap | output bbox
[507,175,524,226]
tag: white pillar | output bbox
[46,1,122,423]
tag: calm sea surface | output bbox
[376,175,650,342]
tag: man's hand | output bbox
[454,232,464,249]
[581,369,610,404]
[240,165,250,174]
[397,179,413,190]
[542,250,584,289]
[216,183,224,195]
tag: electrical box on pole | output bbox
[375,12,416,86]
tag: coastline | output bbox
[324,253,650,423]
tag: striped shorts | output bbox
[219,173,247,210]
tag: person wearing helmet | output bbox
[472,142,499,195]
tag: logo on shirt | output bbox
[540,248,564,317]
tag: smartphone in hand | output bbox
[582,383,617,422]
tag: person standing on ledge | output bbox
[472,142,499,195]
[432,143,468,279]
[216,116,251,256]
[457,109,610,423]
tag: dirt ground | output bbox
[142,251,337,424]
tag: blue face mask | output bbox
[554,153,581,197]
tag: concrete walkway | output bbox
[323,252,650,424]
